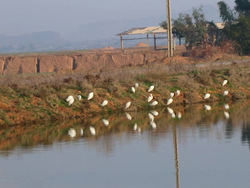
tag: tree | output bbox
[161,6,209,50]
[218,0,250,55]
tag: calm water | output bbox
[0,101,249,188]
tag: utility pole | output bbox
[167,0,173,57]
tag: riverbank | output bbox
[0,48,249,126]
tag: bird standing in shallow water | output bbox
[88,92,94,100]
[89,126,96,135]
[68,128,76,138]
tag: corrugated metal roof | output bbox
[117,26,167,36]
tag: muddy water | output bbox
[0,100,249,188]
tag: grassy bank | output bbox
[0,56,249,126]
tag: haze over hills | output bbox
[0,5,222,53]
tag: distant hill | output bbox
[0,4,222,53]
[0,31,72,53]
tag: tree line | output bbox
[161,0,250,55]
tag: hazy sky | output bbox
[0,0,235,38]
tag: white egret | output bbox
[222,80,228,86]
[102,119,109,126]
[148,113,155,121]
[148,85,155,92]
[77,94,82,101]
[125,112,132,120]
[133,123,138,131]
[89,126,96,136]
[223,91,229,96]
[138,127,142,132]
[147,94,153,103]
[204,93,211,99]
[135,83,139,88]
[131,86,136,93]
[171,113,176,118]
[125,101,131,109]
[150,101,158,106]
[101,100,108,107]
[68,128,76,138]
[170,92,175,98]
[87,92,94,100]
[150,121,157,129]
[167,107,174,114]
[224,111,230,119]
[224,104,230,110]
[80,128,84,136]
[66,95,74,106]
[167,98,173,106]
[177,112,182,119]
[176,90,180,96]
[204,104,212,111]
[150,110,159,116]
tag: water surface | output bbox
[0,101,249,188]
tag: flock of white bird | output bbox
[67,79,231,138]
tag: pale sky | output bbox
[0,0,235,39]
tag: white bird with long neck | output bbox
[133,123,138,131]
[131,86,136,93]
[204,104,212,111]
[68,128,76,138]
[101,100,108,107]
[150,101,158,107]
[125,112,132,120]
[176,90,180,96]
[125,101,131,110]
[177,112,182,119]
[102,119,109,126]
[222,80,228,86]
[87,92,94,100]
[66,95,74,106]
[89,126,96,136]
[80,128,84,136]
[150,121,157,129]
[150,110,159,116]
[147,94,153,103]
[77,94,82,101]
[148,113,155,121]
[224,111,230,119]
[148,85,154,92]
[223,91,229,96]
[135,83,139,88]
[167,107,174,114]
[224,104,230,110]
[167,98,173,106]
[170,92,175,98]
[204,93,211,100]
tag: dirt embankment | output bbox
[0,47,249,126]
[0,49,171,75]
